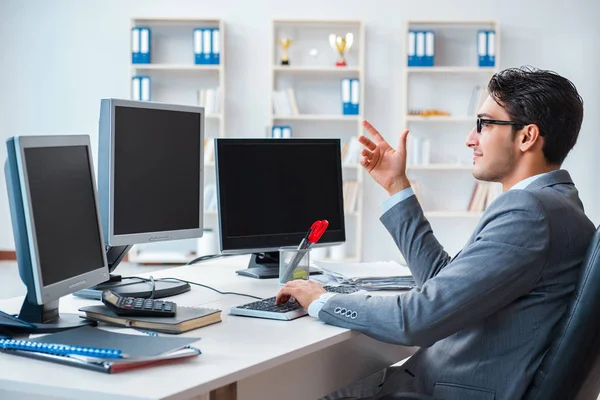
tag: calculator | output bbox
[101,290,177,317]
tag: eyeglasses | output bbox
[476,118,526,134]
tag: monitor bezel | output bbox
[215,138,346,254]
[100,99,205,246]
[13,135,109,305]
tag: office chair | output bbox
[523,226,600,400]
[379,227,600,400]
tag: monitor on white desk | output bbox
[215,138,346,279]
[4,135,110,332]
[76,99,205,299]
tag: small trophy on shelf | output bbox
[329,33,354,67]
[279,38,293,65]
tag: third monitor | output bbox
[215,138,346,279]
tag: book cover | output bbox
[80,305,222,334]
[0,326,201,373]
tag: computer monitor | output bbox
[81,99,205,299]
[4,135,110,332]
[215,138,346,279]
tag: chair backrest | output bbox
[524,227,600,400]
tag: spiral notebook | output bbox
[0,326,201,373]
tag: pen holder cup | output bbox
[278,246,311,286]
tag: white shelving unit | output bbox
[131,64,221,71]
[129,18,226,264]
[272,114,361,121]
[270,19,365,262]
[402,20,500,254]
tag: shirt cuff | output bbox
[308,292,337,318]
[380,187,415,214]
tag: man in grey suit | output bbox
[276,66,595,400]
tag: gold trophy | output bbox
[279,38,293,65]
[329,33,354,67]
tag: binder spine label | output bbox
[131,28,140,63]
[212,28,220,65]
[407,30,416,66]
[194,29,203,64]
[478,30,495,67]
[350,79,360,115]
[415,31,425,67]
[135,27,150,64]
[341,78,351,115]
[424,31,435,67]
[202,29,212,63]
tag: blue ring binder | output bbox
[0,338,122,358]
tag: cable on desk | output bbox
[186,252,252,266]
[98,276,151,290]
[123,276,263,300]
[148,275,156,299]
[186,253,227,266]
[158,277,263,300]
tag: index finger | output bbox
[362,120,385,142]
[275,287,295,304]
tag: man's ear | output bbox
[519,124,541,152]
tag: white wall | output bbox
[1,0,599,261]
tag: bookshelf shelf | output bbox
[424,211,483,218]
[133,18,221,25]
[270,19,365,262]
[407,164,472,170]
[131,64,222,71]
[408,20,497,26]
[273,66,361,74]
[407,66,497,74]
[272,114,361,121]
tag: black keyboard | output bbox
[229,296,307,321]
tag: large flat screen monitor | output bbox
[77,99,205,299]
[4,135,109,332]
[215,138,346,279]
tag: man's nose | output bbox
[465,126,478,148]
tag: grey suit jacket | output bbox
[319,170,595,400]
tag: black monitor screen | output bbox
[216,139,345,251]
[113,106,201,235]
[25,146,105,286]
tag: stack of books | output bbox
[468,182,502,212]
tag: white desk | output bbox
[0,256,416,400]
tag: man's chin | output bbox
[472,168,488,182]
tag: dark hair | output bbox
[487,66,583,165]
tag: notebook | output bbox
[79,305,222,334]
[0,326,200,373]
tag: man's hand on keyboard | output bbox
[276,280,327,309]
